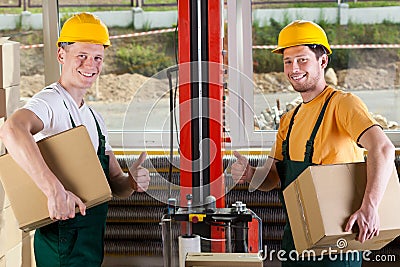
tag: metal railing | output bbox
[0,0,21,8]
[0,0,393,11]
[0,0,177,10]
[27,0,136,8]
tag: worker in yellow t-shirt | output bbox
[231,20,395,267]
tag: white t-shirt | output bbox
[23,82,112,152]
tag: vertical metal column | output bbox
[42,0,60,85]
[178,0,223,208]
[178,0,224,246]
[178,0,192,212]
[226,0,261,252]
[207,0,225,252]
[227,0,254,147]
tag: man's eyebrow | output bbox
[76,51,103,57]
[284,54,308,60]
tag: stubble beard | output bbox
[290,72,321,93]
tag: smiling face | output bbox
[283,45,328,101]
[57,42,105,91]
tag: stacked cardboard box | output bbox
[0,38,20,118]
[0,89,5,155]
[0,38,20,89]
[0,39,20,155]
[0,89,4,119]
[0,39,31,266]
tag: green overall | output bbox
[276,92,362,267]
[34,105,110,267]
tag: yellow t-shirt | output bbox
[270,86,378,164]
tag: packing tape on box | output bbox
[293,180,314,248]
[293,177,352,250]
[179,234,201,267]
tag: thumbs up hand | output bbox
[129,152,150,192]
[231,151,253,184]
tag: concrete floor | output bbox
[102,256,164,267]
[102,255,399,267]
[102,255,282,267]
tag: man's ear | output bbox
[57,47,66,63]
[321,54,329,69]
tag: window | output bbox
[12,2,400,149]
[227,1,400,149]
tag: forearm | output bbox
[363,143,395,209]
[109,172,135,198]
[0,118,63,197]
[107,152,135,198]
[249,157,280,192]
[345,126,395,242]
[108,151,150,197]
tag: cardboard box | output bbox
[4,85,20,118]
[4,242,22,267]
[283,162,400,255]
[0,126,112,232]
[21,231,36,267]
[0,206,23,258]
[185,253,263,267]
[0,179,11,210]
[0,39,20,88]
[0,117,5,156]
[0,89,5,118]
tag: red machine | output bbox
[164,0,261,259]
[178,0,224,209]
[178,0,226,252]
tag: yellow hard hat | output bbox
[57,12,111,47]
[272,20,331,55]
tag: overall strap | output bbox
[45,86,76,127]
[45,86,105,156]
[62,101,76,128]
[304,91,336,163]
[88,107,106,156]
[281,103,302,161]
